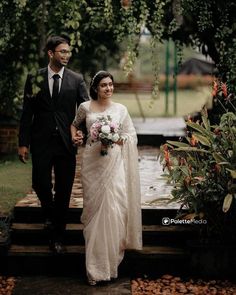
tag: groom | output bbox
[18,35,89,254]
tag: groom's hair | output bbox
[45,35,70,52]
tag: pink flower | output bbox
[94,122,102,129]
[110,122,119,132]
[90,125,99,141]
[221,83,227,97]
[89,115,121,155]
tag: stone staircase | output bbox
[2,206,196,277]
[2,147,197,277]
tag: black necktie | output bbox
[52,74,60,102]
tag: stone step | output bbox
[10,223,196,246]
[12,207,182,224]
[11,223,194,232]
[13,207,83,224]
[8,244,185,256]
[4,244,189,276]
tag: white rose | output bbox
[101,125,111,134]
[112,133,120,142]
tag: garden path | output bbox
[16,117,185,209]
[15,145,179,210]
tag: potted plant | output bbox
[160,82,236,277]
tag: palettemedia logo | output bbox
[162,217,207,225]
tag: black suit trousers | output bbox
[31,134,76,241]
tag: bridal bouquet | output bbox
[90,115,121,155]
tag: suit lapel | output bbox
[43,70,51,97]
[37,68,52,105]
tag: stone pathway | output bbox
[13,276,131,295]
[15,146,179,210]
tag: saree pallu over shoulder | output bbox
[119,109,142,250]
[122,138,143,250]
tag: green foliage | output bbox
[0,0,121,117]
[160,109,236,243]
[0,0,236,118]
[209,80,236,124]
[179,0,236,91]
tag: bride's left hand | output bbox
[115,138,124,146]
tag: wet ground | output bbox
[16,146,179,211]
[13,276,131,295]
[138,146,179,209]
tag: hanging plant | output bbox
[147,0,169,98]
[104,0,114,29]
[53,1,87,50]
[115,0,150,77]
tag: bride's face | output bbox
[97,77,114,100]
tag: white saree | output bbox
[73,101,142,282]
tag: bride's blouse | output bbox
[72,100,137,145]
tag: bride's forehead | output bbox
[99,77,112,84]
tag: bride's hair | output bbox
[90,70,114,100]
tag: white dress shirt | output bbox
[48,66,65,97]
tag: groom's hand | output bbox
[72,130,84,146]
[18,146,29,163]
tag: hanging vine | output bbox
[0,0,236,117]
[104,0,114,29]
[147,0,169,98]
[113,0,150,76]
[53,1,87,50]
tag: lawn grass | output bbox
[0,156,32,215]
[113,87,212,118]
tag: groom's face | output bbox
[48,43,72,68]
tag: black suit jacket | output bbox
[18,67,89,155]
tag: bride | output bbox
[71,70,142,285]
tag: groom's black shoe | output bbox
[49,241,66,255]
[44,218,53,231]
